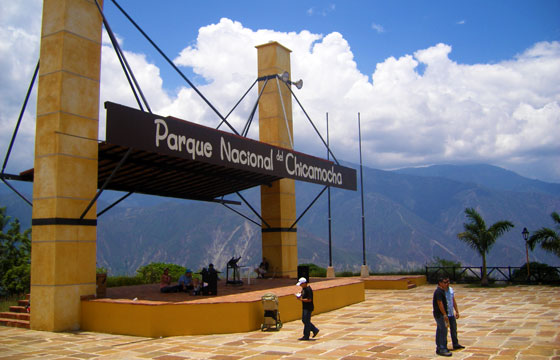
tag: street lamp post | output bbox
[522,227,530,280]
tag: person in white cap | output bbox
[296,277,319,340]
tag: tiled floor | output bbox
[1,284,559,359]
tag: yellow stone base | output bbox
[363,275,427,290]
[81,278,364,337]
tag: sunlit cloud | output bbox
[307,4,336,17]
[371,23,385,33]
[1,3,560,183]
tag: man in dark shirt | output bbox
[296,277,319,340]
[433,276,452,356]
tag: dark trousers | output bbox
[448,316,459,347]
[160,285,181,293]
[302,309,318,339]
[434,316,448,351]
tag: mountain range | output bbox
[1,163,559,275]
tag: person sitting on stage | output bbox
[192,278,202,295]
[178,269,194,292]
[160,268,179,293]
[255,257,269,278]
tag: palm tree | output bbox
[528,211,560,258]
[457,207,514,286]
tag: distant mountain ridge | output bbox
[394,164,560,196]
[1,163,559,275]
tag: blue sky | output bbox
[103,1,560,87]
[1,0,560,182]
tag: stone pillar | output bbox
[30,0,103,331]
[360,264,370,278]
[256,42,297,278]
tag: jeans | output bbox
[434,316,448,351]
[302,309,319,339]
[448,316,459,347]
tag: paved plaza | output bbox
[1,284,558,359]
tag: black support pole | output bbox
[327,113,332,267]
[111,0,239,135]
[0,59,39,207]
[359,113,366,266]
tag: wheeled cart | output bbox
[261,293,282,331]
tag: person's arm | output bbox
[437,299,449,324]
[453,297,460,319]
[299,288,312,302]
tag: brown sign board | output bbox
[105,102,357,191]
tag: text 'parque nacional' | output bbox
[105,102,357,190]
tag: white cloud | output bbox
[1,3,560,183]
[306,4,336,17]
[173,27,560,182]
[0,0,41,173]
[362,41,560,180]
[371,23,385,34]
[99,30,173,139]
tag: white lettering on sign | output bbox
[154,118,213,160]
[220,137,273,171]
[285,153,343,185]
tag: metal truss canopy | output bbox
[17,142,283,202]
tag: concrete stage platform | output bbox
[81,277,365,337]
[81,275,426,337]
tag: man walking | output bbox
[433,277,452,356]
[296,277,319,340]
[445,278,465,351]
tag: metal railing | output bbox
[425,266,560,284]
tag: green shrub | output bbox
[106,264,201,288]
[426,257,463,283]
[0,207,31,297]
[106,275,145,288]
[0,295,19,312]
[512,262,560,281]
[136,262,185,283]
[429,257,462,268]
[299,263,326,277]
[2,263,30,295]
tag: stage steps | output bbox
[0,294,30,329]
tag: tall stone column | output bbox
[30,0,103,331]
[256,42,297,278]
